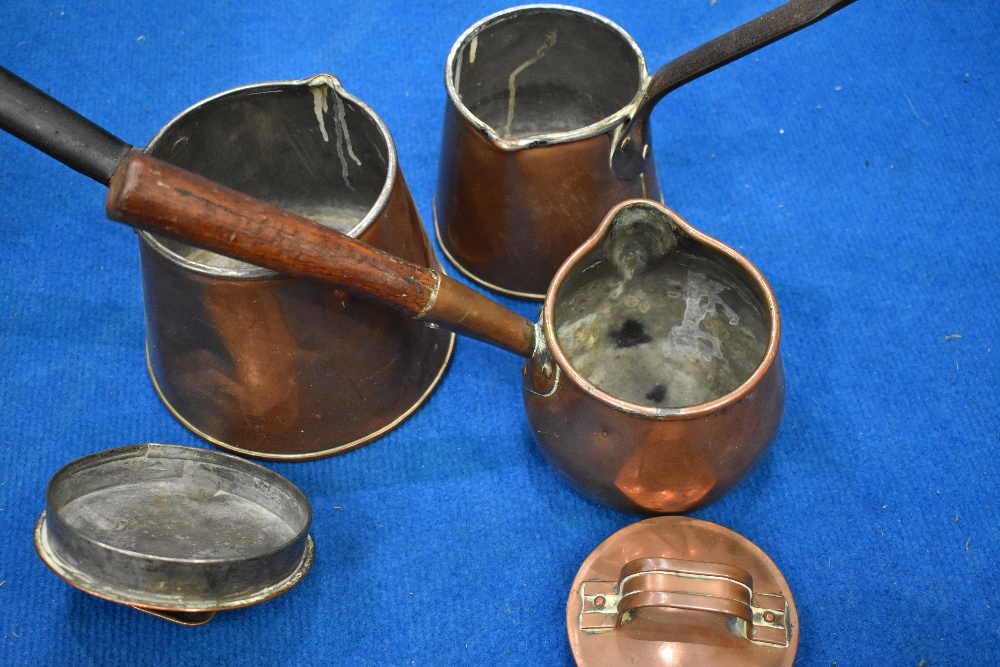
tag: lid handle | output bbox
[577,557,790,647]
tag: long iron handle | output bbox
[613,0,857,178]
[0,67,130,184]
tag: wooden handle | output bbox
[106,150,537,357]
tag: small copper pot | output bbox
[434,1,855,298]
[525,200,783,514]
[138,76,454,459]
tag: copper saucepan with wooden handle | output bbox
[0,67,782,514]
[0,68,455,461]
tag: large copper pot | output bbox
[137,76,453,459]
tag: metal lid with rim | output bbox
[34,443,314,625]
[567,516,798,666]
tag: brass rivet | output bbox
[763,611,776,623]
[621,136,632,151]
[593,596,606,609]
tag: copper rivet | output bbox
[764,611,776,623]
[593,596,606,609]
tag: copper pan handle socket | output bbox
[612,0,858,179]
[577,557,791,648]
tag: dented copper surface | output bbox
[138,76,453,459]
[524,199,783,514]
[568,516,798,666]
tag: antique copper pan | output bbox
[0,68,781,514]
[434,0,856,298]
[0,69,454,460]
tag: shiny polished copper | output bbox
[138,76,454,459]
[107,160,781,514]
[435,0,856,298]
[567,516,798,666]
[524,199,783,514]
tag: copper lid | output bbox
[567,517,798,667]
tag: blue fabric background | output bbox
[0,1,996,664]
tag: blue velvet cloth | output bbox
[0,1,996,664]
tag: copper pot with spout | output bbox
[0,68,454,460]
[137,75,454,459]
[434,0,856,298]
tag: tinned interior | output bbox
[145,80,391,272]
[47,445,310,560]
[451,8,645,140]
[553,205,772,409]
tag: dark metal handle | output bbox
[0,66,131,184]
[612,0,857,178]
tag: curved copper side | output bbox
[524,200,784,514]
[139,77,453,459]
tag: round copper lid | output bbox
[567,516,798,667]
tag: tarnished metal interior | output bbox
[451,8,644,139]
[48,444,310,561]
[554,205,770,408]
[145,78,391,271]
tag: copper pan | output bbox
[0,71,781,514]
[0,70,454,460]
[434,0,856,298]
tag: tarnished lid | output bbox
[567,516,798,667]
[34,443,314,625]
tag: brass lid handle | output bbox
[577,557,790,647]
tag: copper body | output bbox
[435,2,857,299]
[434,5,660,299]
[434,94,661,298]
[139,77,453,459]
[524,200,783,515]
[567,516,798,666]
